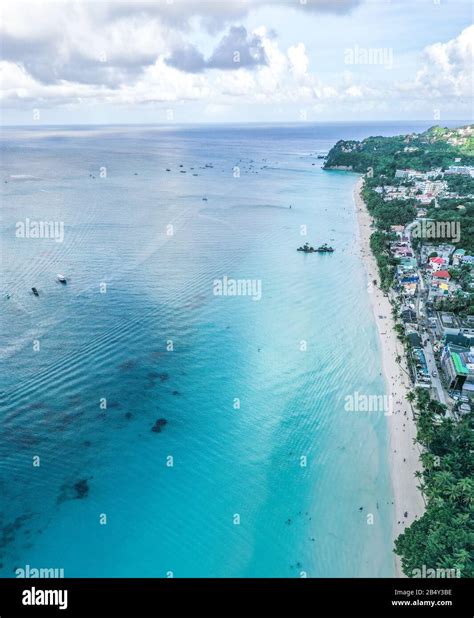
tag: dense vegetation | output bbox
[360,179,414,292]
[362,178,417,228]
[324,125,474,177]
[435,294,474,317]
[426,196,474,254]
[326,125,474,577]
[394,389,474,578]
[369,231,395,292]
[445,174,474,195]
[344,126,474,307]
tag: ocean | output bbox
[0,121,456,578]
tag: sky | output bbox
[0,0,473,125]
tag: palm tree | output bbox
[455,479,473,505]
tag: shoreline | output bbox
[353,177,425,578]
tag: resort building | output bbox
[440,343,474,396]
[436,312,462,337]
[444,165,474,177]
[411,347,431,388]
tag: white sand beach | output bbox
[354,177,425,577]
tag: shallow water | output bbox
[0,121,448,577]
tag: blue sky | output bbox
[1,0,472,124]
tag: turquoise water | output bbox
[0,122,443,577]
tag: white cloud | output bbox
[0,1,472,121]
[288,43,309,79]
[397,25,473,99]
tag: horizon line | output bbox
[1,119,473,130]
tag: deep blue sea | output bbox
[0,121,461,577]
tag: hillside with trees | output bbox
[324,125,474,177]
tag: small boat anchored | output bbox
[57,274,67,284]
[32,287,39,296]
[315,243,334,253]
[297,242,316,253]
[297,242,335,253]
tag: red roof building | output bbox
[433,270,450,280]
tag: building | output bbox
[445,333,473,347]
[428,280,450,301]
[390,225,405,238]
[458,402,471,416]
[452,249,466,266]
[415,194,434,205]
[392,246,413,259]
[402,282,417,296]
[401,308,417,323]
[433,270,450,281]
[397,257,418,272]
[429,256,446,271]
[421,244,455,264]
[411,347,431,388]
[395,170,409,179]
[426,168,443,179]
[459,316,474,338]
[395,169,425,180]
[436,312,461,337]
[445,165,474,177]
[441,343,474,396]
[406,331,422,347]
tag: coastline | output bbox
[353,176,425,577]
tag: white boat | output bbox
[57,274,67,283]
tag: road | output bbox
[405,222,450,409]
[424,339,448,406]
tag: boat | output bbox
[32,287,39,296]
[297,242,335,253]
[315,243,335,253]
[297,242,316,253]
[57,274,67,283]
